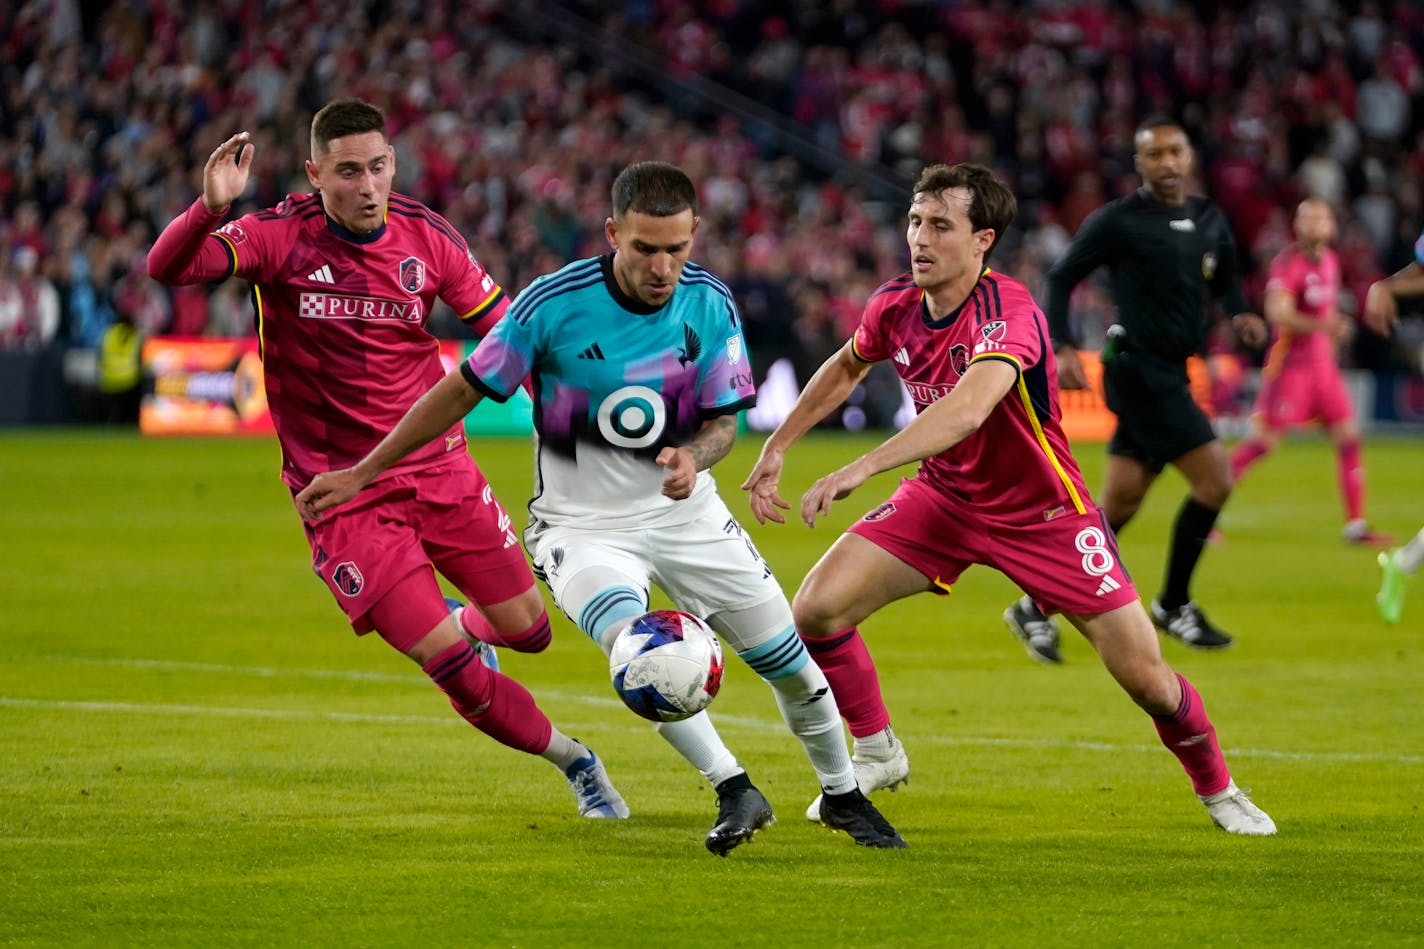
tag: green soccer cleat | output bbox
[1377,549,1410,625]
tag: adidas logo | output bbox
[1095,575,1121,596]
[893,347,910,366]
[306,264,335,284]
[577,343,605,360]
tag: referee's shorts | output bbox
[1101,348,1216,473]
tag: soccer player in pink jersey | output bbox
[1229,198,1388,546]
[146,99,628,820]
[743,163,1275,835]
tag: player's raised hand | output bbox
[294,468,366,521]
[202,131,254,214]
[741,448,791,525]
[1055,345,1089,390]
[656,446,697,500]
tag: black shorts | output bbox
[1101,349,1216,473]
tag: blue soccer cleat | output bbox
[564,750,630,819]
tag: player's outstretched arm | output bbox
[148,132,257,287]
[800,359,1017,527]
[742,341,870,525]
[295,371,483,520]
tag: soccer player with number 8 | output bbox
[743,162,1276,836]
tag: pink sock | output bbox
[459,606,552,653]
[800,627,890,738]
[1230,439,1269,479]
[1337,439,1364,523]
[421,640,552,754]
[1151,673,1230,796]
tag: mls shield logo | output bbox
[726,335,743,365]
[332,561,364,597]
[981,321,1006,344]
[399,256,426,294]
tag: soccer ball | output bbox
[608,610,724,723]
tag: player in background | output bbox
[1002,118,1269,663]
[296,161,905,852]
[146,99,628,821]
[743,162,1276,835]
[1363,225,1424,624]
[1229,198,1389,545]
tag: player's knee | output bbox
[502,611,553,654]
[790,587,839,638]
[1195,476,1232,509]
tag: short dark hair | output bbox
[1134,115,1186,144]
[310,99,387,157]
[911,163,1017,259]
[611,162,698,219]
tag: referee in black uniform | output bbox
[1004,117,1267,663]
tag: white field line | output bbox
[1,654,1418,771]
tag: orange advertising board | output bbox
[140,337,271,436]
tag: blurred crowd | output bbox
[2,0,1423,391]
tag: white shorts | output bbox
[525,489,783,621]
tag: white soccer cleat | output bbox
[1201,781,1276,836]
[805,731,911,821]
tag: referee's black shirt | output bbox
[1044,189,1250,362]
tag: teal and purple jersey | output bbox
[461,254,755,529]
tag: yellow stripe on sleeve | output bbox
[459,286,504,321]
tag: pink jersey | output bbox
[852,269,1093,524]
[1262,243,1340,371]
[148,194,508,489]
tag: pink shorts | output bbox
[299,458,534,633]
[1254,362,1353,429]
[848,477,1139,616]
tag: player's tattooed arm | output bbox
[685,414,738,471]
[657,414,737,501]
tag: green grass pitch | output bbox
[1,428,1420,946]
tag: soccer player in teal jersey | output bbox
[298,162,904,852]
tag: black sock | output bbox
[1160,498,1220,611]
[715,771,753,796]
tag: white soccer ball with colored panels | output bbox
[609,610,724,723]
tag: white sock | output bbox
[541,730,588,772]
[852,726,898,759]
[654,713,743,786]
[1397,529,1424,574]
[767,664,856,795]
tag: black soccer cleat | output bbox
[704,785,775,856]
[816,788,908,849]
[1150,599,1233,649]
[1003,597,1063,665]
